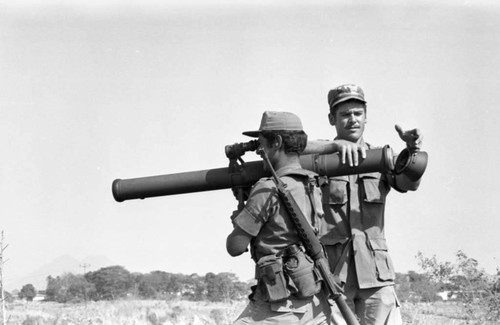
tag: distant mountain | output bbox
[6,255,115,292]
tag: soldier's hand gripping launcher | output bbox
[112,141,427,202]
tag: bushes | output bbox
[85,266,134,300]
[415,250,500,323]
[19,284,37,302]
[396,270,447,303]
[42,266,250,303]
[46,273,95,303]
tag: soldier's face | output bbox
[329,100,367,143]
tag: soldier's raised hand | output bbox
[395,124,423,152]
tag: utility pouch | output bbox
[256,255,290,302]
[283,245,321,299]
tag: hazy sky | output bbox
[2,0,500,290]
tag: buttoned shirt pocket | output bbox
[369,238,395,281]
[361,173,388,203]
[324,176,348,205]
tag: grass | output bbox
[4,299,247,325]
[2,299,497,325]
[400,301,498,325]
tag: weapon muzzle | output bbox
[394,148,428,181]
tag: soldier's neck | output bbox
[272,154,302,172]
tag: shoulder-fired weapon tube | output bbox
[112,145,394,202]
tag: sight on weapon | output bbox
[226,140,260,210]
[225,140,260,161]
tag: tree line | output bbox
[9,250,500,321]
[12,266,251,303]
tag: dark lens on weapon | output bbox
[225,140,260,159]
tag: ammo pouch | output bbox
[256,255,290,302]
[255,247,321,303]
[282,245,321,299]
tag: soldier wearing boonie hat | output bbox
[242,111,305,137]
[318,84,424,325]
[227,111,332,325]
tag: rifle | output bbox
[259,149,360,325]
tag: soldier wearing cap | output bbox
[318,84,423,325]
[227,111,332,325]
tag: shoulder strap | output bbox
[304,177,320,229]
[331,237,352,279]
[278,170,320,221]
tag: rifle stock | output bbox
[315,258,360,325]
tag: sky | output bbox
[1,0,500,291]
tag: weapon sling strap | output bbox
[303,176,318,230]
[279,172,319,230]
[331,237,352,282]
[302,175,352,282]
[279,171,323,261]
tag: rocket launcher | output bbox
[112,140,427,202]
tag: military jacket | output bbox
[318,142,396,289]
[233,166,323,262]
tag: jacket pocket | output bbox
[369,238,395,281]
[361,173,388,203]
[324,176,348,205]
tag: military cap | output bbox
[243,111,303,137]
[328,84,367,109]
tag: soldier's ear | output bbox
[328,112,336,126]
[275,135,283,149]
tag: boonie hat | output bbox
[328,84,366,109]
[243,111,303,137]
